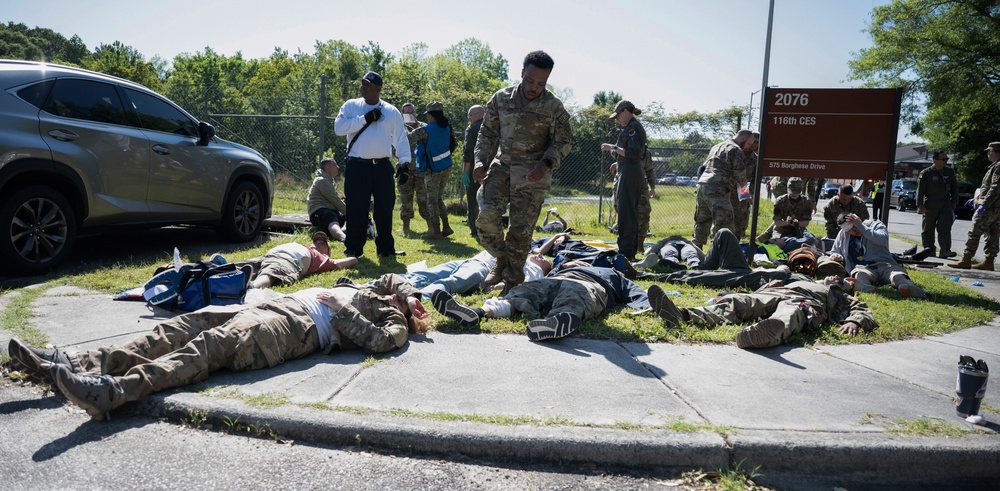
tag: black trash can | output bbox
[956,356,989,416]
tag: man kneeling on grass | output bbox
[647,275,875,349]
[431,265,649,341]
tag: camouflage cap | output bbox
[787,177,804,193]
[426,101,444,112]
[609,100,636,119]
[985,142,1000,151]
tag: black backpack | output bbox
[144,260,256,312]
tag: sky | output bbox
[5,0,904,137]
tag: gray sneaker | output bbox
[8,338,73,384]
[526,312,581,341]
[647,285,684,327]
[735,319,785,349]
[52,364,125,421]
[431,290,480,326]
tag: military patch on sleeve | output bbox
[628,128,636,137]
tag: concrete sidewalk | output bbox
[2,233,998,489]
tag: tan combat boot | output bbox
[401,218,411,234]
[421,220,444,240]
[972,256,995,271]
[441,215,454,237]
[948,255,973,269]
[484,256,508,286]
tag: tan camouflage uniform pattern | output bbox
[963,161,1000,258]
[682,280,876,348]
[769,176,788,200]
[730,151,753,240]
[504,271,608,321]
[475,84,572,283]
[822,195,869,239]
[693,139,745,248]
[769,193,814,239]
[399,121,429,222]
[66,274,418,402]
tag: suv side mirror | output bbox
[198,122,216,146]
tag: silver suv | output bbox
[0,60,274,275]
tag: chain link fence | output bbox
[169,78,780,240]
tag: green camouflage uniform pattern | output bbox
[693,139,745,247]
[504,270,608,320]
[769,176,788,200]
[681,280,875,348]
[916,165,957,250]
[66,274,417,402]
[805,178,823,209]
[730,151,754,240]
[475,84,572,283]
[963,161,1000,258]
[399,121,429,222]
[822,195,869,239]
[423,166,452,225]
[769,193,814,239]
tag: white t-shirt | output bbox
[290,287,338,349]
[333,98,410,163]
[269,243,311,273]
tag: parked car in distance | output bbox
[674,176,696,187]
[656,173,677,186]
[889,178,918,211]
[821,181,841,199]
[955,181,976,220]
[0,60,275,275]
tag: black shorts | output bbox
[310,208,345,230]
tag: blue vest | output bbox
[415,124,453,172]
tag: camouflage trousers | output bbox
[730,193,751,241]
[684,294,811,348]
[963,209,1000,258]
[424,167,452,224]
[398,163,428,221]
[239,250,303,287]
[476,163,547,283]
[505,275,608,320]
[67,296,320,401]
[692,184,735,248]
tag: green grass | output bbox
[1,286,50,348]
[35,177,1000,348]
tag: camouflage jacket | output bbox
[474,84,572,171]
[822,196,869,238]
[772,194,813,237]
[976,161,1000,208]
[330,273,420,354]
[696,139,745,192]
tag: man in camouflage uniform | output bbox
[950,142,1000,270]
[731,133,759,240]
[649,274,874,349]
[769,176,788,202]
[398,102,429,234]
[463,105,489,239]
[916,150,959,258]
[11,274,430,421]
[822,184,869,239]
[431,265,648,341]
[692,130,755,248]
[757,177,820,252]
[474,51,572,294]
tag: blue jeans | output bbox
[400,252,496,299]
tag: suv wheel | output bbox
[0,186,77,275]
[219,181,264,241]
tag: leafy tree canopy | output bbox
[849,0,1000,181]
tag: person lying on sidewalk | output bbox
[648,275,875,349]
[239,232,359,289]
[830,213,930,299]
[638,228,813,289]
[7,273,430,421]
[430,265,648,341]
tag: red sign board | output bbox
[758,88,901,180]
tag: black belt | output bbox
[348,157,390,164]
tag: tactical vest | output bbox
[415,123,453,172]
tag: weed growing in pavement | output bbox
[885,417,969,437]
[362,355,387,368]
[661,416,738,435]
[183,408,208,429]
[1,286,50,347]
[682,459,767,491]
